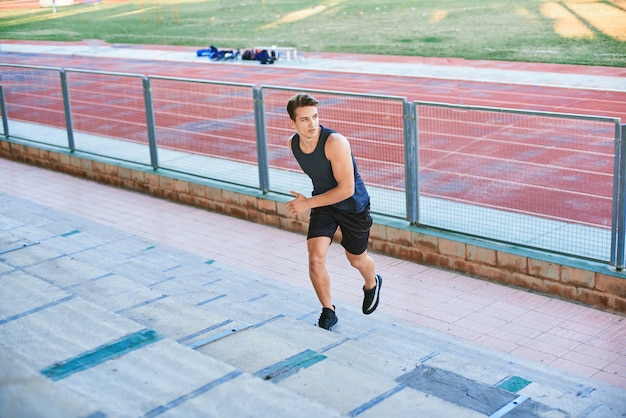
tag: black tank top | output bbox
[291,126,370,213]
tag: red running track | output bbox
[0,41,625,119]
[0,42,624,229]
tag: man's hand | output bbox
[287,191,310,215]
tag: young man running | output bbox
[286,93,382,330]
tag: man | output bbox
[286,93,382,330]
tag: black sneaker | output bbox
[318,306,338,330]
[362,274,382,315]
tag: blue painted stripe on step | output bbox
[295,310,318,321]
[114,294,168,314]
[419,351,439,363]
[141,370,242,418]
[60,229,80,237]
[176,319,233,344]
[0,295,75,326]
[254,349,326,383]
[91,272,115,282]
[0,268,18,277]
[319,337,350,353]
[489,395,530,418]
[196,294,227,306]
[253,314,284,328]
[496,376,532,393]
[40,329,162,381]
[61,283,81,291]
[201,278,222,286]
[187,323,251,349]
[0,241,39,254]
[347,384,406,417]
[148,276,177,287]
[247,292,268,302]
[162,265,182,272]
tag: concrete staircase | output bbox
[1,193,624,417]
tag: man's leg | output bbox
[307,236,333,309]
[347,249,382,315]
[345,250,377,290]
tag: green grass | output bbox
[0,0,624,67]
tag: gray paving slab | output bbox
[0,350,103,418]
[117,297,242,343]
[285,358,411,415]
[1,192,625,417]
[356,388,485,418]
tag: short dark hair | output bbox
[286,93,319,121]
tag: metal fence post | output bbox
[0,86,8,138]
[254,87,270,193]
[60,70,75,151]
[403,100,419,224]
[142,76,159,169]
[613,123,626,269]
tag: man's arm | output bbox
[288,133,355,215]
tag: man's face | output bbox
[291,106,320,140]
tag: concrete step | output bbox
[1,193,624,417]
[0,257,341,417]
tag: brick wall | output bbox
[2,139,625,314]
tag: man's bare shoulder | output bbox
[325,132,352,159]
[326,132,350,148]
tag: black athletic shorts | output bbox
[307,204,372,255]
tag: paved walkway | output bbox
[0,41,625,415]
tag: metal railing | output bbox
[0,64,623,266]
